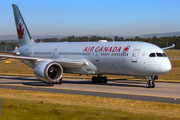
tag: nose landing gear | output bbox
[146,76,158,88]
[146,80,155,88]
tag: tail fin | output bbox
[12,4,34,47]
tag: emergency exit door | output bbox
[132,49,140,63]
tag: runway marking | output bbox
[155,87,180,91]
[0,84,179,99]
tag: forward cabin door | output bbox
[132,49,140,63]
[52,48,58,59]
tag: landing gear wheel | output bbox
[146,80,155,88]
[151,81,155,88]
[92,76,96,83]
[92,75,108,84]
[146,81,150,88]
[103,76,107,83]
[58,78,63,84]
[97,77,101,83]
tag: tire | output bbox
[58,78,63,84]
[146,81,150,88]
[96,78,100,83]
[151,81,155,88]
[103,76,107,83]
[92,76,96,83]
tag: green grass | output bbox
[0,88,180,120]
[165,50,180,58]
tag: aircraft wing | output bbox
[0,50,16,55]
[0,54,87,69]
[162,44,175,50]
[0,51,18,60]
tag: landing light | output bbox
[16,50,21,55]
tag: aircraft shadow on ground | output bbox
[0,76,146,88]
[62,79,146,88]
[23,82,54,86]
[0,76,54,86]
[0,76,38,81]
[111,79,146,84]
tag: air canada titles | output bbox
[83,45,130,56]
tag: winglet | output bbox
[12,4,34,47]
[162,44,175,50]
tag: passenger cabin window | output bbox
[156,53,163,57]
[149,53,156,57]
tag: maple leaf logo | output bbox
[17,23,24,39]
[123,45,130,53]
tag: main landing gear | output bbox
[92,75,107,83]
[146,76,158,88]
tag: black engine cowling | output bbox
[34,61,63,82]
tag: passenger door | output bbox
[52,48,58,59]
[132,49,140,63]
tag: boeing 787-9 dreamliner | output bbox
[0,4,175,88]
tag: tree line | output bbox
[0,35,180,50]
[35,35,180,49]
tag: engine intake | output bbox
[34,61,63,82]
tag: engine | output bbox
[34,61,63,83]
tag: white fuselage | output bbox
[15,41,171,77]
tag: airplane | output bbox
[0,4,175,88]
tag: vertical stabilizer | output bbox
[12,4,34,47]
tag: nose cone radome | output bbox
[159,59,172,74]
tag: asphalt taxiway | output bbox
[0,75,179,104]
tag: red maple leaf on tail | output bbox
[17,23,24,39]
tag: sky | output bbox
[1,0,180,37]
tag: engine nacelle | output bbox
[34,61,63,82]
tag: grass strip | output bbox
[165,50,180,58]
[0,88,180,120]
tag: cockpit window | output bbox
[149,52,167,57]
[149,53,156,57]
[156,53,164,57]
[163,53,167,57]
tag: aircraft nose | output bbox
[159,58,171,74]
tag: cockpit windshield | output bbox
[149,52,167,57]
[163,53,167,57]
[156,53,163,57]
[149,53,156,57]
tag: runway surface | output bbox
[0,75,179,104]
